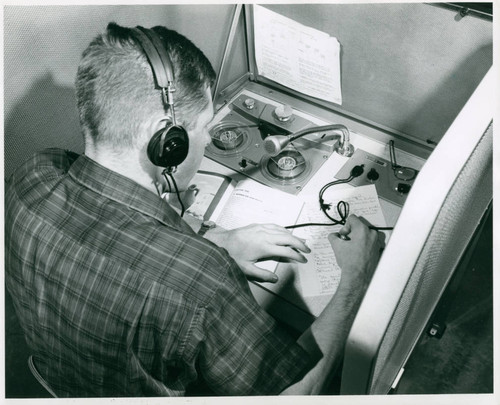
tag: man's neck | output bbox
[85,146,158,194]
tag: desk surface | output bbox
[197,130,425,331]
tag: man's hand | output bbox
[282,215,385,395]
[328,214,385,292]
[204,223,311,283]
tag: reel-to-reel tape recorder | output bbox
[205,91,352,195]
[205,89,419,206]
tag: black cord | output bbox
[285,169,359,230]
[285,199,349,230]
[163,169,185,217]
[284,164,394,231]
[317,165,366,225]
[389,140,399,170]
[319,178,353,224]
[164,173,172,193]
[285,222,342,230]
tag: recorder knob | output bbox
[274,104,293,122]
[244,98,255,110]
[367,168,380,181]
[395,183,411,194]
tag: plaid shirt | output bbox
[5,149,314,397]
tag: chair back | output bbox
[28,356,58,398]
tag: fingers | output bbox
[241,264,279,283]
[241,223,286,233]
[328,232,343,247]
[345,214,373,232]
[261,230,311,263]
[243,223,311,254]
[328,214,379,249]
[271,232,311,253]
[349,215,385,250]
[336,221,352,238]
[334,215,377,240]
[250,224,312,263]
[263,245,309,263]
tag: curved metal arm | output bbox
[290,124,354,157]
[264,124,354,157]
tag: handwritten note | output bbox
[293,185,386,297]
[253,5,342,105]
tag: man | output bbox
[5,22,383,396]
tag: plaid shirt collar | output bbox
[68,154,192,234]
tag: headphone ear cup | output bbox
[147,125,189,167]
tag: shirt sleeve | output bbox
[193,257,317,396]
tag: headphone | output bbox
[130,26,189,168]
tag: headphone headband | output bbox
[131,26,175,89]
[130,26,189,169]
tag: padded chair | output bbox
[28,356,58,398]
[340,67,493,394]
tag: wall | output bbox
[4,4,493,178]
[4,4,235,178]
[261,4,492,145]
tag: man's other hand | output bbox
[204,223,311,283]
[328,214,385,292]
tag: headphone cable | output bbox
[163,169,185,217]
[164,173,172,193]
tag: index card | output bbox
[254,5,343,105]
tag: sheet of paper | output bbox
[163,171,232,221]
[210,178,305,272]
[254,4,342,105]
[210,178,304,229]
[184,172,231,220]
[293,185,386,297]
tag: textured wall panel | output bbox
[4,5,234,178]
[264,4,492,144]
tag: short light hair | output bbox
[75,22,216,149]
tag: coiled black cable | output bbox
[284,164,393,231]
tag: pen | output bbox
[336,231,350,241]
[337,226,394,240]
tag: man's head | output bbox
[75,22,216,186]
